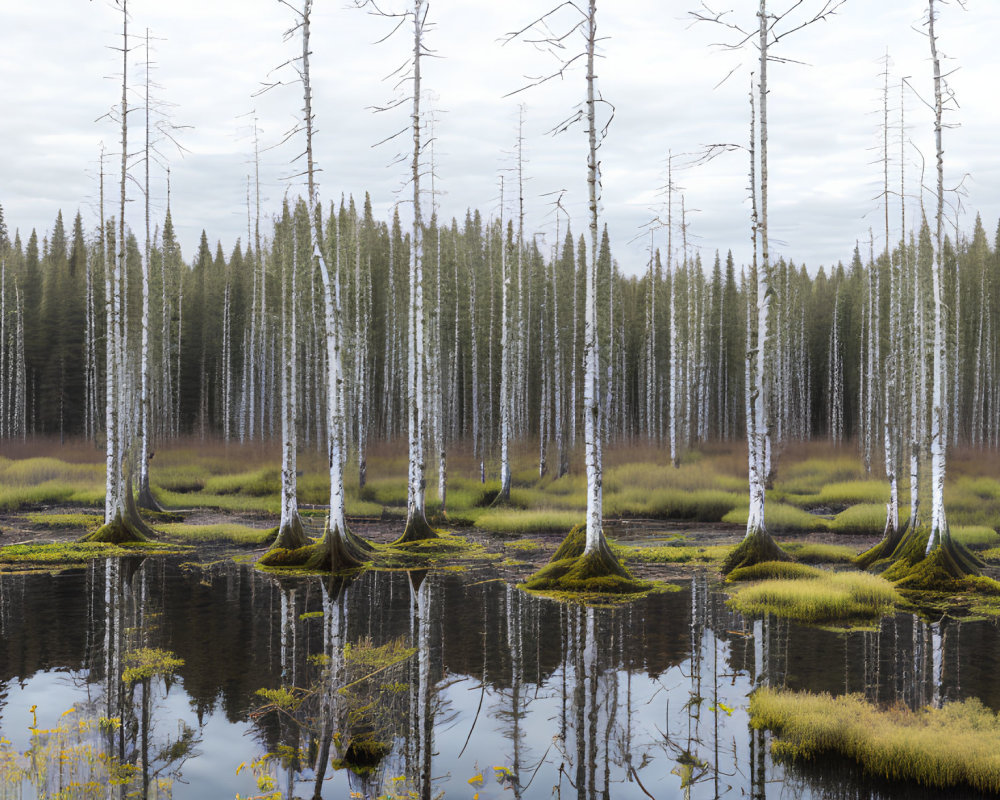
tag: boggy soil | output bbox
[0,505,880,582]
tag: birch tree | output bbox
[883,0,980,581]
[510,0,639,590]
[83,0,154,545]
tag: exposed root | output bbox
[259,520,365,572]
[393,510,439,545]
[855,514,912,570]
[267,514,310,552]
[522,524,648,595]
[136,476,165,513]
[721,525,791,576]
[880,524,984,590]
[79,510,151,545]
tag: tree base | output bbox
[722,525,790,575]
[855,516,911,570]
[136,478,165,513]
[522,524,648,594]
[267,514,310,551]
[880,525,983,590]
[393,511,439,545]
[79,510,151,545]
[258,529,365,573]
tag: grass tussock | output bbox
[729,570,900,622]
[779,542,859,564]
[828,504,892,536]
[474,509,584,534]
[726,561,825,582]
[0,541,184,568]
[619,543,732,565]
[751,688,1000,794]
[23,511,103,531]
[159,522,274,545]
[722,503,827,533]
[951,525,1000,549]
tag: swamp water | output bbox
[0,556,998,799]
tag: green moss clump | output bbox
[0,541,183,569]
[879,526,984,590]
[522,524,650,595]
[726,561,824,582]
[728,571,900,622]
[24,512,103,531]
[780,542,857,564]
[751,687,1000,794]
[393,511,439,545]
[721,526,791,575]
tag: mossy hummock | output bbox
[79,478,154,544]
[393,511,439,545]
[879,524,984,591]
[267,514,310,552]
[721,525,791,575]
[523,524,649,595]
[259,519,368,573]
[855,516,911,570]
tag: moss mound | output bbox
[267,515,310,552]
[522,524,649,595]
[879,525,984,590]
[751,688,1000,794]
[79,510,152,545]
[721,525,791,575]
[393,510,440,544]
[729,571,900,622]
[727,561,824,582]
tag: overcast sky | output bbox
[3,0,999,276]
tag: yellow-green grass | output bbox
[779,542,858,564]
[618,543,732,565]
[779,480,890,508]
[775,455,867,495]
[605,486,741,521]
[722,503,828,533]
[952,525,1000,549]
[0,541,183,567]
[23,511,103,530]
[0,457,104,510]
[751,688,1000,794]
[828,504,890,536]
[727,561,826,582]
[474,509,584,534]
[729,571,900,622]
[358,477,409,507]
[153,487,280,514]
[159,522,274,545]
[202,467,279,496]
[604,460,746,495]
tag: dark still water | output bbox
[1,557,999,799]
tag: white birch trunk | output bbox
[927,0,948,550]
[582,0,602,555]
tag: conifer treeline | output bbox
[2,197,999,466]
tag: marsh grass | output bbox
[729,570,900,621]
[779,542,858,564]
[23,511,103,531]
[722,503,828,532]
[0,541,184,568]
[751,688,1000,794]
[618,543,732,564]
[159,522,274,545]
[951,525,1000,549]
[726,561,825,582]
[828,504,892,536]
[474,509,584,534]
